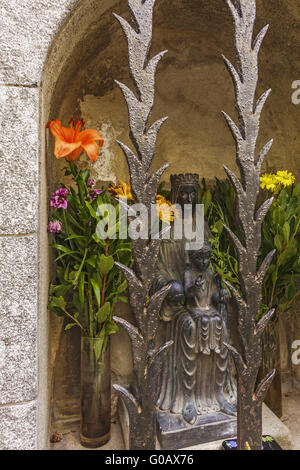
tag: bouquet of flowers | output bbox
[47,118,132,358]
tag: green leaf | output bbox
[49,296,66,310]
[78,272,85,306]
[105,320,119,336]
[81,169,90,183]
[271,207,286,227]
[278,239,297,267]
[92,233,106,247]
[85,201,98,219]
[274,234,282,253]
[65,235,87,241]
[65,323,76,331]
[69,271,77,281]
[96,302,111,324]
[214,219,224,236]
[93,330,105,361]
[282,222,290,244]
[202,190,212,215]
[278,188,289,209]
[98,255,114,275]
[67,213,85,232]
[51,244,73,253]
[90,277,101,308]
[293,183,300,200]
[287,280,297,300]
[271,268,278,286]
[86,256,97,268]
[117,280,128,294]
[50,284,71,297]
[55,251,81,262]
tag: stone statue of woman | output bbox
[154,174,236,425]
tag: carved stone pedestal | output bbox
[119,398,293,450]
[156,410,237,450]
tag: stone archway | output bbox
[0,0,300,449]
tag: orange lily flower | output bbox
[46,118,104,163]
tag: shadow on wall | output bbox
[41,0,300,430]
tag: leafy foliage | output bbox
[198,178,240,291]
[48,162,132,346]
[259,184,300,318]
[198,176,300,320]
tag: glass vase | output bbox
[80,336,111,448]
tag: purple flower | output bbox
[92,189,102,201]
[50,188,69,210]
[47,221,62,234]
[88,179,95,187]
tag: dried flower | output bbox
[50,188,69,210]
[46,118,104,163]
[47,221,62,234]
[50,432,62,443]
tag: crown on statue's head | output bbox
[170,173,199,190]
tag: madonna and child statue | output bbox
[153,174,237,449]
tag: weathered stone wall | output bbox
[0,0,80,450]
[0,0,300,449]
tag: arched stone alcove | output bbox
[36,0,300,447]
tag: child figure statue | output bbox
[182,242,236,423]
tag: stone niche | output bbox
[44,0,300,435]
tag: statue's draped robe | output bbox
[155,239,235,417]
[154,238,188,414]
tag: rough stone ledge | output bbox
[0,85,39,234]
[0,400,37,450]
[0,235,38,404]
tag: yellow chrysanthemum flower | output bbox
[109,181,133,200]
[275,170,295,188]
[260,173,278,193]
[156,195,179,225]
[260,170,295,197]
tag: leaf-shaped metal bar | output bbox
[256,250,276,285]
[254,89,271,121]
[223,223,246,258]
[145,284,172,345]
[224,342,247,375]
[256,139,274,171]
[222,110,244,145]
[146,340,173,403]
[255,309,275,337]
[253,25,270,55]
[112,0,171,450]
[113,316,145,358]
[254,369,276,402]
[223,0,275,450]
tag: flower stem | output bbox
[88,282,94,338]
[73,248,88,286]
[63,308,84,331]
